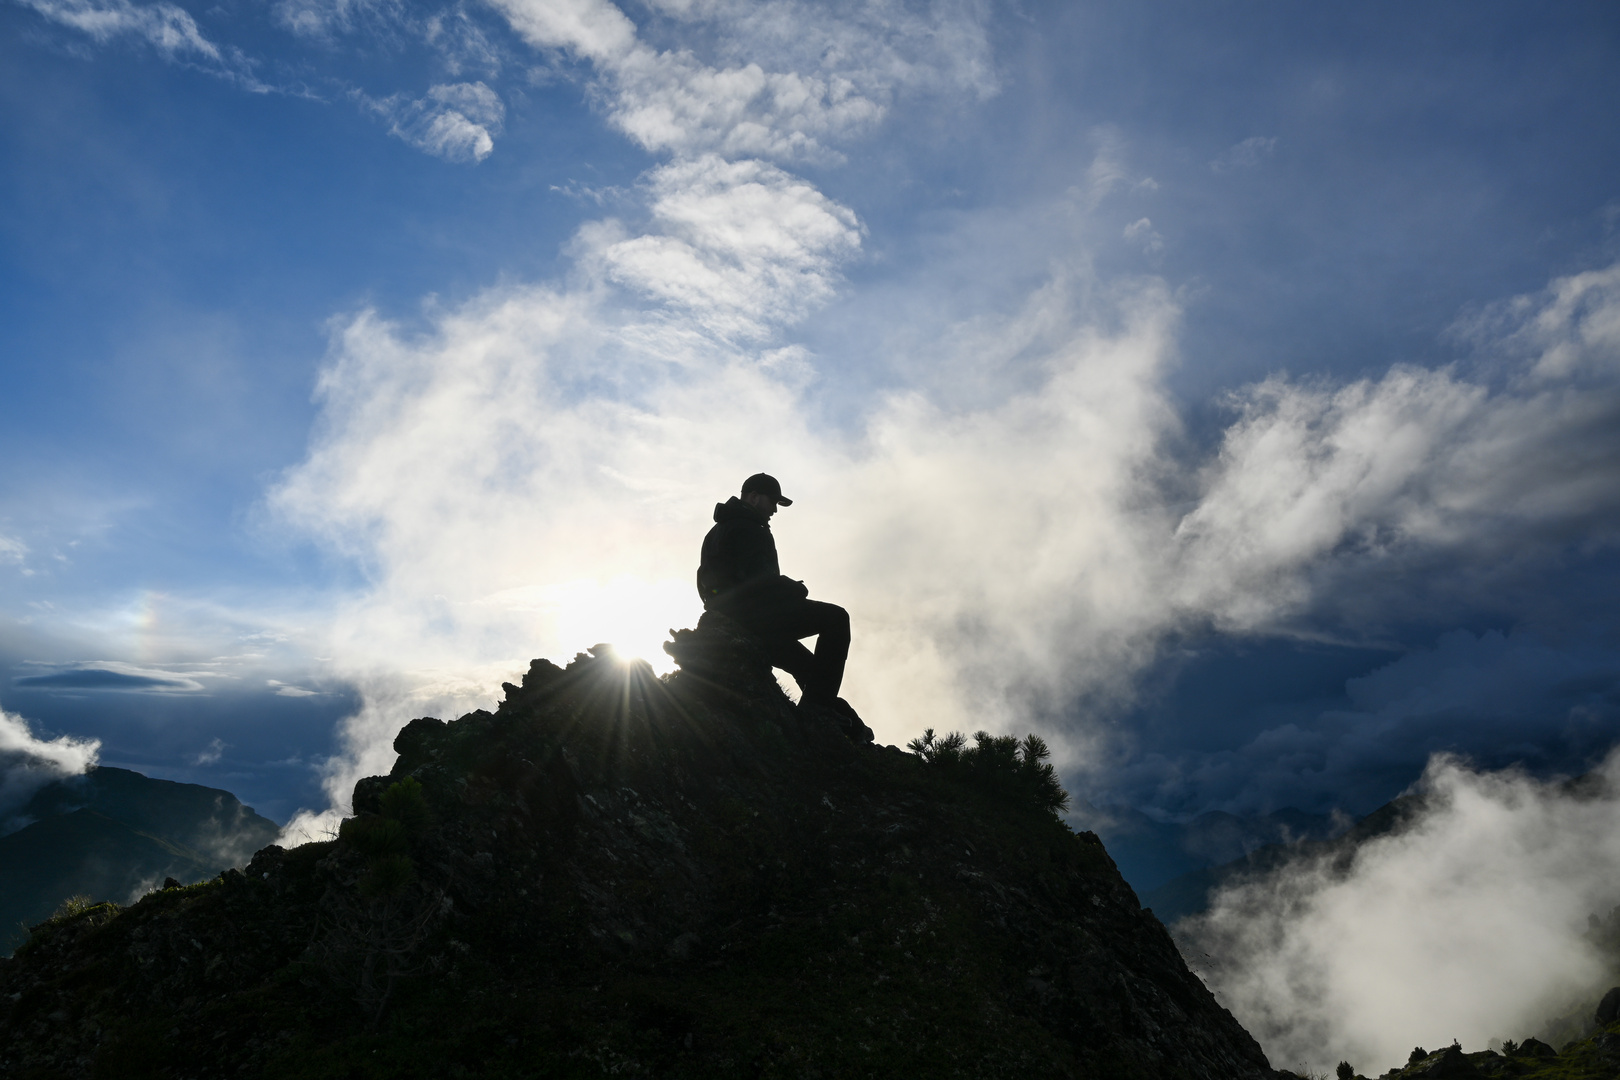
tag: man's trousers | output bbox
[732,599,850,702]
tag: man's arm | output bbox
[701,521,803,611]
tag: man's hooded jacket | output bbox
[697,497,808,618]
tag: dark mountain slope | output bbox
[15,765,281,867]
[0,768,281,953]
[0,617,1273,1079]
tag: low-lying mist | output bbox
[1176,749,1620,1076]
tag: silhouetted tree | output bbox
[907,728,1070,815]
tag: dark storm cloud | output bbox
[1102,625,1620,820]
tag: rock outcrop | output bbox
[0,616,1272,1078]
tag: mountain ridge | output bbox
[0,617,1273,1078]
[0,765,281,954]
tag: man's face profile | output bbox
[741,490,779,519]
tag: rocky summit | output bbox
[0,613,1271,1078]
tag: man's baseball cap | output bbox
[741,473,793,506]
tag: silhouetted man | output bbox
[698,474,864,729]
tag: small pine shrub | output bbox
[341,778,433,907]
[340,815,409,858]
[907,728,1071,815]
[1336,1062,1353,1080]
[379,776,431,831]
[1408,1047,1427,1064]
[1501,1039,1518,1055]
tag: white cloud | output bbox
[18,0,221,59]
[636,0,997,103]
[1123,216,1163,254]
[0,708,100,828]
[260,0,1620,842]
[1170,309,1620,637]
[1180,749,1620,1075]
[1211,134,1277,173]
[584,155,863,338]
[364,81,506,163]
[0,533,26,566]
[271,0,398,39]
[488,0,992,161]
[1459,261,1620,384]
[16,0,270,90]
[491,0,637,62]
[424,5,504,78]
[190,736,226,765]
[267,208,1620,832]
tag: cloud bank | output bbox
[1178,750,1620,1075]
[1118,627,1620,820]
[0,708,101,831]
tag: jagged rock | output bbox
[0,633,1273,1078]
[1514,1037,1557,1059]
[1406,1044,1479,1077]
[662,611,781,698]
[1596,985,1620,1026]
[799,695,876,744]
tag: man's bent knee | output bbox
[816,603,850,637]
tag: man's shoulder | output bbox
[709,500,769,532]
[707,516,768,541]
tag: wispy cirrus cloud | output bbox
[270,0,399,40]
[16,0,270,90]
[488,0,993,162]
[18,0,218,57]
[360,80,506,163]
[1211,134,1277,173]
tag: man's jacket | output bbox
[697,497,808,617]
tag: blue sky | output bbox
[2,0,1618,834]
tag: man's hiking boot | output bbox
[800,694,875,744]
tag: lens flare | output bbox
[520,576,697,675]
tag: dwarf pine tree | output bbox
[907,728,1071,816]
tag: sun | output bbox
[542,576,697,675]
